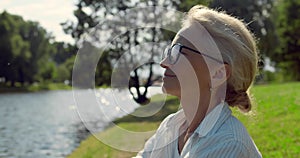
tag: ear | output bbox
[211,64,231,88]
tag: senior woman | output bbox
[134,5,262,158]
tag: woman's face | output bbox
[160,24,214,98]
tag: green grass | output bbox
[68,82,300,158]
[235,82,300,158]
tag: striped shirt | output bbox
[134,102,262,158]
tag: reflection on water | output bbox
[0,90,87,158]
[0,87,163,158]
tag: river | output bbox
[0,87,162,158]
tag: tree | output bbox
[0,11,57,86]
[58,55,76,83]
[62,0,208,104]
[52,42,77,65]
[209,0,277,69]
[272,0,300,80]
[95,50,112,86]
[0,11,31,86]
[22,21,56,83]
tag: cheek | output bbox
[162,77,180,96]
[172,56,211,87]
[194,61,211,84]
[172,56,199,85]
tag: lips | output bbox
[164,73,176,77]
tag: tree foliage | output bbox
[0,12,53,86]
[0,11,75,86]
[209,0,277,66]
[272,0,300,81]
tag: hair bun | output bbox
[225,85,251,112]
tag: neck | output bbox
[179,88,221,133]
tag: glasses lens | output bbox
[162,46,169,60]
[170,45,180,64]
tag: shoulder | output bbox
[203,138,261,158]
[193,112,261,157]
[212,115,262,157]
[219,115,252,145]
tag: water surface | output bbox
[0,87,162,158]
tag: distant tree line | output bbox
[0,11,76,87]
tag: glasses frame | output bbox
[163,43,225,65]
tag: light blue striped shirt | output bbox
[134,102,262,158]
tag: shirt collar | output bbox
[165,108,185,128]
[195,102,232,137]
[166,102,232,137]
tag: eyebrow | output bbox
[175,43,225,64]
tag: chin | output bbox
[161,84,169,94]
[162,86,167,93]
[161,84,180,97]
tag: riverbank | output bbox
[68,82,300,158]
[0,82,72,93]
[0,82,112,93]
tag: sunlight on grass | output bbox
[243,82,300,158]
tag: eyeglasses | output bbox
[162,43,225,65]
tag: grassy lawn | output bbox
[235,82,300,158]
[68,82,300,158]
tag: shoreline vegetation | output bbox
[67,82,300,158]
[0,82,72,93]
[0,82,112,93]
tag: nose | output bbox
[160,57,170,68]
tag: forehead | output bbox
[172,23,221,58]
[172,23,206,50]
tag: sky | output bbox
[0,0,77,43]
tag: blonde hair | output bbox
[183,5,258,112]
